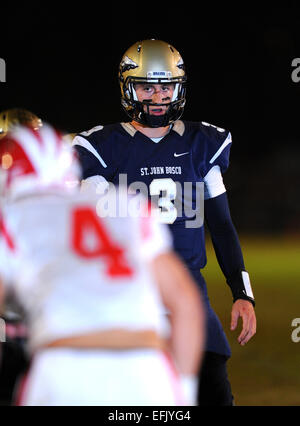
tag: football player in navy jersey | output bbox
[73,39,256,406]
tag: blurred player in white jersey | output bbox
[0,124,205,406]
[0,108,43,405]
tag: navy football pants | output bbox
[197,351,234,406]
[189,269,234,405]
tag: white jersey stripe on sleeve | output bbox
[209,132,232,164]
[72,136,107,168]
[203,165,226,199]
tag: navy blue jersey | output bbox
[73,120,232,270]
[74,120,235,357]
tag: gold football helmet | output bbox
[118,39,187,127]
[0,108,42,140]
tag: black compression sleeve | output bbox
[204,192,255,306]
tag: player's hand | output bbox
[230,299,256,346]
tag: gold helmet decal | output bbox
[0,108,43,140]
[118,39,187,127]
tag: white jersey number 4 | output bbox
[71,207,133,278]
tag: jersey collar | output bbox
[120,120,185,138]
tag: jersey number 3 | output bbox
[71,207,133,278]
[150,178,177,224]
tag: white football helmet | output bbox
[0,124,81,200]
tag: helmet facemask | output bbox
[121,76,186,128]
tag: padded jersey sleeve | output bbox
[72,125,117,181]
[198,122,232,200]
[201,122,232,175]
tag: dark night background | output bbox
[1,4,300,234]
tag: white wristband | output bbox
[180,374,198,406]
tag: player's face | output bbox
[134,83,175,116]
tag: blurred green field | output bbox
[202,235,300,406]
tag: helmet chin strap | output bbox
[137,102,171,128]
[132,105,181,128]
[125,80,186,127]
[125,88,185,127]
[142,113,170,128]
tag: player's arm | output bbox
[202,126,256,345]
[151,251,205,405]
[204,192,256,345]
[152,251,205,376]
[138,205,205,405]
[151,252,205,406]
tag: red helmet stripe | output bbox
[1,137,37,189]
[0,213,15,251]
